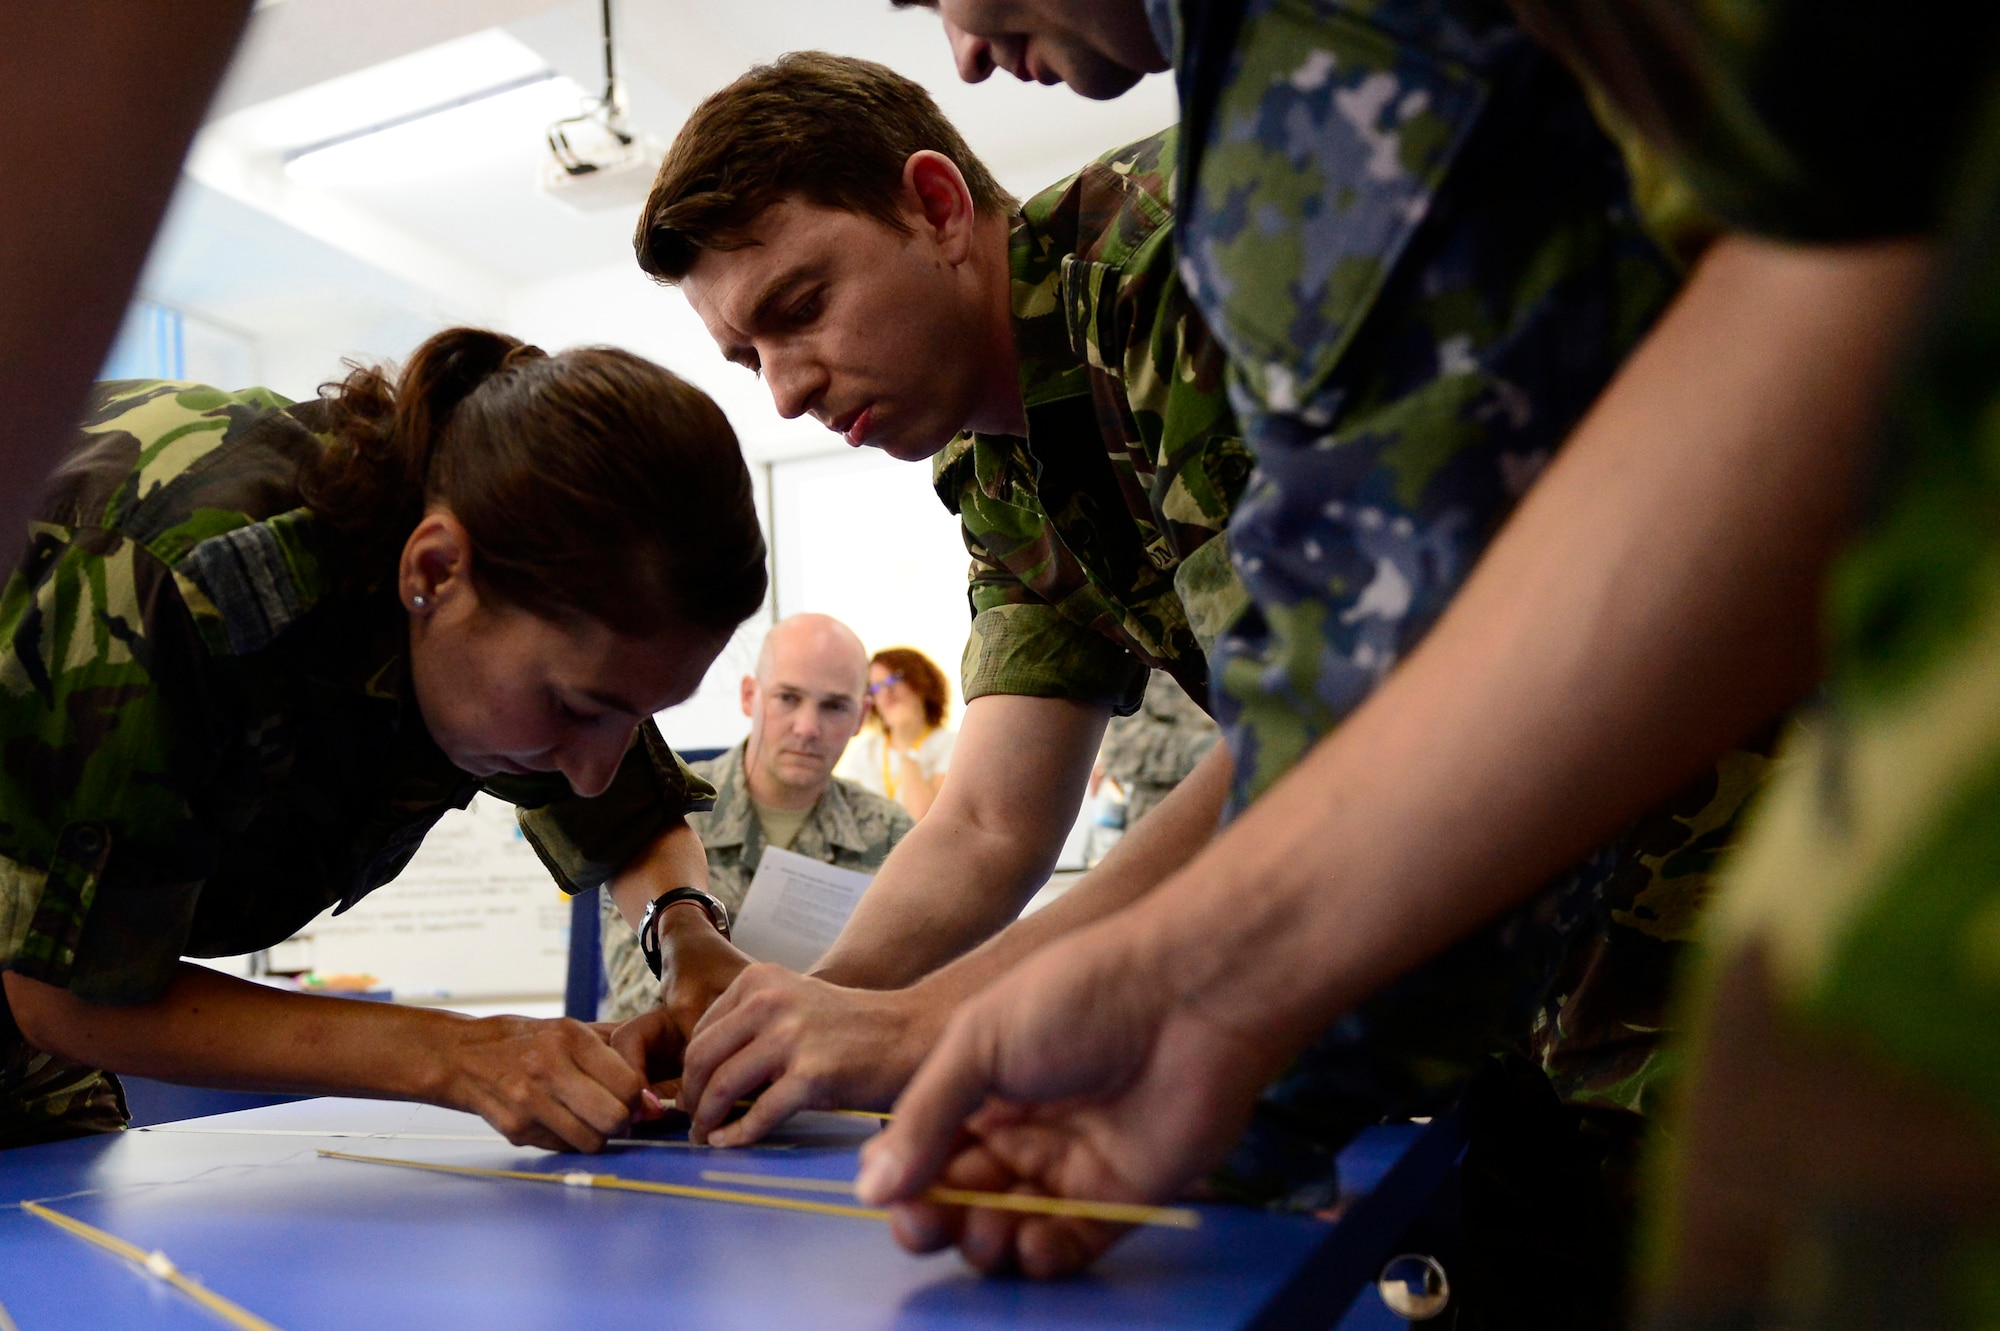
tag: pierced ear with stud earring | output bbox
[410,593,429,611]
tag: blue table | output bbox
[0,1098,1458,1329]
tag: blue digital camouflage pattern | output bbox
[1152,0,1764,1208]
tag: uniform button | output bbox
[66,826,105,858]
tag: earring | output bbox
[411,593,429,611]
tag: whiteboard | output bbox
[277,794,571,1002]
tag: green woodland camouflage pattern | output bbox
[1511,3,2000,1325]
[0,382,712,1148]
[1146,0,1773,1207]
[598,742,911,1022]
[1096,670,1219,823]
[936,127,1252,716]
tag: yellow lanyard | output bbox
[881,728,932,798]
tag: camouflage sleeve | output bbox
[960,582,1150,715]
[939,440,1151,714]
[1108,178,1241,519]
[0,524,224,1004]
[504,722,717,897]
[597,887,657,1024]
[1507,0,2000,240]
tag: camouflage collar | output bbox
[803,774,886,857]
[935,129,1182,507]
[699,741,874,856]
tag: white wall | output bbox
[771,450,973,719]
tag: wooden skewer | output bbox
[19,1200,284,1331]
[318,1149,1200,1230]
[317,1150,888,1222]
[700,1169,1202,1230]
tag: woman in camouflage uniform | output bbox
[0,328,766,1153]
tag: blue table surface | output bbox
[0,1098,1440,1330]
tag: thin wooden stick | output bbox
[317,1150,888,1222]
[0,1290,19,1331]
[701,1169,1202,1230]
[19,1201,283,1331]
[132,1125,793,1151]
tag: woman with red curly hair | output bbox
[842,647,955,820]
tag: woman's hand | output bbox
[606,901,753,1093]
[436,1014,651,1152]
[888,746,945,819]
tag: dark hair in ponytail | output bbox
[302,327,766,637]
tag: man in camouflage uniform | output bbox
[0,378,724,1150]
[1095,670,1218,826]
[626,54,1260,1146]
[600,614,910,1023]
[848,0,1802,1309]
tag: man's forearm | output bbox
[810,807,1054,988]
[907,741,1232,1008]
[813,694,1110,989]
[1123,235,1934,1051]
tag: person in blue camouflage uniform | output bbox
[0,330,767,1152]
[868,0,1997,1305]
[858,0,1766,1308]
[1136,0,1765,1231]
[1501,3,2000,1326]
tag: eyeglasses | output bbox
[867,672,905,697]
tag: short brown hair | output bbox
[306,327,766,638]
[635,51,1015,283]
[869,646,951,730]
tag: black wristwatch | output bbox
[639,886,732,980]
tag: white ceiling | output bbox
[188,0,1179,305]
[137,0,1179,461]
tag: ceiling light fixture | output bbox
[282,68,560,170]
[537,0,663,214]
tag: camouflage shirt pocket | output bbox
[1178,0,1490,412]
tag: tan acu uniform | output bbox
[598,743,911,1022]
[0,382,714,1149]
[1097,671,1218,824]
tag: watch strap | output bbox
[639,886,732,980]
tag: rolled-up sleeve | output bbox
[505,721,717,896]
[942,442,1150,716]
